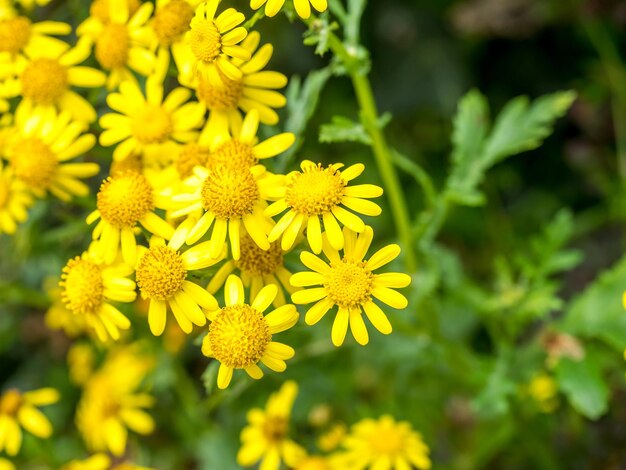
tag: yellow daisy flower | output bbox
[0,161,33,235]
[250,0,328,19]
[3,108,99,201]
[266,161,383,254]
[59,246,137,342]
[87,171,175,265]
[61,453,154,470]
[99,78,205,162]
[0,457,14,470]
[67,343,96,386]
[0,387,59,456]
[44,278,89,338]
[87,0,142,24]
[201,274,299,389]
[291,226,411,347]
[207,232,296,307]
[151,0,201,72]
[189,31,288,130]
[526,373,558,413]
[77,0,156,89]
[181,0,251,87]
[333,415,431,470]
[136,231,221,336]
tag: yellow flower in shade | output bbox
[136,231,221,336]
[0,457,14,470]
[189,31,288,131]
[59,246,137,342]
[0,161,33,235]
[5,39,106,122]
[181,1,251,87]
[291,226,411,347]
[77,0,156,89]
[76,345,155,457]
[87,171,175,265]
[266,161,383,254]
[99,79,205,162]
[237,381,306,470]
[0,387,59,456]
[201,275,299,389]
[250,0,327,19]
[333,415,431,470]
[3,109,99,201]
[207,232,296,307]
[61,453,153,470]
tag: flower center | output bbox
[152,0,194,46]
[136,246,187,300]
[21,58,68,104]
[95,23,130,70]
[325,260,373,309]
[97,172,154,228]
[188,18,222,63]
[196,73,243,111]
[207,304,271,368]
[90,0,141,23]
[10,138,58,190]
[368,426,405,456]
[176,143,210,178]
[263,416,288,443]
[60,258,105,315]
[286,164,346,216]
[209,139,256,169]
[110,153,143,175]
[0,16,31,54]
[235,234,283,277]
[131,105,173,144]
[0,389,22,416]
[200,166,259,218]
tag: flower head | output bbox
[291,226,411,346]
[250,0,328,19]
[201,274,299,389]
[0,161,33,235]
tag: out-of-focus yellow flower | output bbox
[202,275,299,389]
[59,244,137,342]
[237,381,306,470]
[61,453,154,470]
[136,233,220,336]
[67,343,96,386]
[294,455,331,470]
[44,278,89,338]
[2,108,99,201]
[250,0,327,19]
[76,345,155,457]
[99,78,205,162]
[0,387,59,456]
[0,160,33,235]
[317,423,346,452]
[291,227,411,347]
[12,0,53,9]
[527,373,558,413]
[266,161,383,253]
[0,457,15,470]
[78,0,156,89]
[333,415,431,470]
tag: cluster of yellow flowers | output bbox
[0,0,416,467]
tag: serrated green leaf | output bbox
[319,116,371,144]
[556,356,609,420]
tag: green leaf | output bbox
[472,355,516,418]
[319,113,389,145]
[555,355,609,420]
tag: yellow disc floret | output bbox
[152,0,194,46]
[176,143,210,178]
[189,18,221,63]
[136,246,187,300]
[0,390,22,416]
[200,166,259,218]
[131,105,172,144]
[263,416,288,443]
[209,139,256,169]
[95,23,130,70]
[60,257,105,314]
[207,304,271,368]
[235,234,283,277]
[97,172,154,228]
[10,138,58,190]
[21,58,68,104]
[0,17,31,54]
[196,73,243,111]
[286,164,346,216]
[325,260,373,309]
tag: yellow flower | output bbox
[67,343,96,386]
[0,457,15,470]
[266,161,383,253]
[317,423,346,452]
[0,161,33,235]
[44,278,89,338]
[237,380,306,469]
[527,373,558,413]
[59,245,137,342]
[136,231,221,336]
[3,108,99,201]
[61,453,154,470]
[99,79,205,162]
[294,456,331,470]
[201,275,299,389]
[334,415,431,470]
[86,171,175,265]
[0,387,59,456]
[189,31,288,130]
[291,226,411,347]
[76,345,155,457]
[181,0,251,87]
[78,0,156,89]
[207,232,296,307]
[250,0,328,19]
